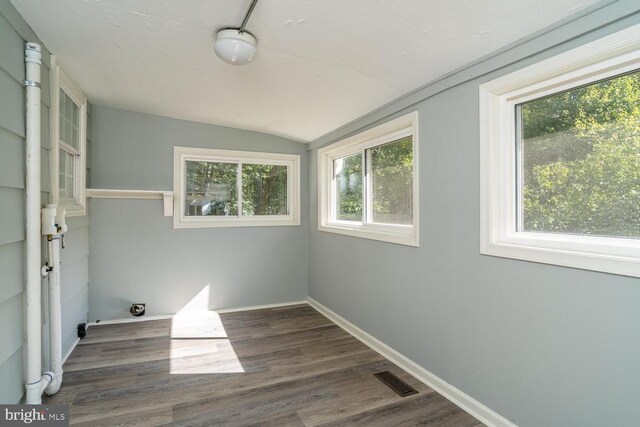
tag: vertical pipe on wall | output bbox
[24,42,53,404]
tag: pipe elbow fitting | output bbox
[39,371,54,395]
[44,370,63,395]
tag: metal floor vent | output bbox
[374,371,418,397]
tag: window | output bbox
[479,24,640,277]
[318,112,419,246]
[50,56,87,216]
[173,147,300,228]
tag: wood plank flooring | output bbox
[45,304,483,426]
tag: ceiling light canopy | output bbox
[214,29,257,65]
[214,0,259,66]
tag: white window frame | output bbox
[479,24,640,278]
[50,55,87,216]
[173,147,300,228]
[318,112,419,247]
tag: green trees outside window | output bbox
[370,137,413,225]
[242,164,288,216]
[185,160,288,217]
[521,70,640,238]
[185,161,238,216]
[332,137,413,224]
[334,153,363,221]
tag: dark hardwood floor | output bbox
[45,304,483,426]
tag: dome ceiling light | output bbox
[214,0,259,65]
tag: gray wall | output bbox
[308,3,640,427]
[4,0,638,421]
[0,2,90,403]
[88,106,308,320]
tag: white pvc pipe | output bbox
[45,233,63,395]
[24,42,53,404]
[40,205,65,396]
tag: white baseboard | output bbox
[307,297,516,427]
[87,314,174,326]
[87,300,308,326]
[215,300,307,313]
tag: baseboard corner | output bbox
[62,337,81,364]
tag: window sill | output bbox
[481,233,640,278]
[319,222,418,247]
[59,202,86,217]
[174,216,300,229]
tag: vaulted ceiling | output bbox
[11,0,599,142]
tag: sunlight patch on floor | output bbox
[169,338,244,374]
[171,310,229,339]
[169,285,244,374]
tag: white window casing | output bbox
[318,111,419,247]
[173,147,301,228]
[479,24,640,278]
[50,55,87,217]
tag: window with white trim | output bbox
[173,147,300,228]
[318,112,419,246]
[50,56,87,216]
[479,24,640,277]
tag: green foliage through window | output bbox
[371,137,413,224]
[333,137,413,224]
[334,153,363,221]
[242,164,288,216]
[185,161,238,216]
[520,70,640,238]
[185,160,289,217]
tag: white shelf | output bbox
[86,189,173,216]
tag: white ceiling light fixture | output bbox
[214,0,259,65]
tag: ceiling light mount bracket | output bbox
[238,0,259,33]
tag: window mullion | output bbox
[331,156,339,223]
[237,162,243,217]
[72,145,80,201]
[514,104,524,232]
[364,149,372,225]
